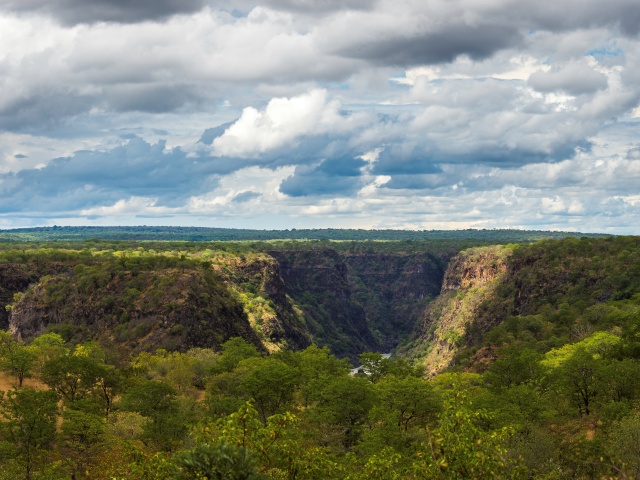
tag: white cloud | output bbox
[212,89,346,157]
[1,0,640,233]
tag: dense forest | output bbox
[0,226,607,243]
[1,231,639,479]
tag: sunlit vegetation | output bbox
[0,234,639,478]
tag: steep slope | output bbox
[268,248,379,359]
[211,253,311,352]
[405,236,640,375]
[343,251,444,350]
[8,261,264,353]
[403,245,513,375]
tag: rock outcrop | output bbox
[410,245,513,375]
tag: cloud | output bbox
[212,89,350,157]
[336,23,522,67]
[260,0,372,13]
[108,84,203,113]
[1,0,640,233]
[0,137,226,213]
[231,191,261,203]
[0,0,207,25]
[0,91,96,131]
[528,61,609,95]
[279,156,366,196]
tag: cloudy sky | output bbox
[1,0,640,233]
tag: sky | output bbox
[1,1,640,233]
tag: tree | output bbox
[484,345,544,391]
[2,345,36,387]
[416,389,525,479]
[61,407,106,476]
[605,413,640,479]
[312,376,377,450]
[556,347,601,416]
[374,375,440,432]
[41,354,101,403]
[174,441,262,480]
[241,358,298,425]
[0,332,36,387]
[213,337,261,374]
[0,387,58,480]
[93,363,123,418]
[27,332,67,375]
[120,380,188,450]
[286,345,350,406]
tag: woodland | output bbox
[0,230,639,479]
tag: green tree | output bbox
[0,387,58,480]
[27,332,67,374]
[417,389,524,479]
[93,363,123,418]
[41,354,101,403]
[286,345,350,406]
[556,347,601,416]
[374,375,440,432]
[2,345,36,387]
[60,407,106,476]
[213,337,261,374]
[241,357,298,425]
[120,380,189,451]
[605,413,640,479]
[311,376,377,450]
[484,345,545,391]
[174,441,262,480]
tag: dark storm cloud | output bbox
[261,0,372,13]
[108,84,202,113]
[0,91,95,132]
[0,85,209,133]
[0,0,207,25]
[372,146,443,175]
[279,156,366,196]
[337,23,522,67]
[519,0,640,36]
[0,137,239,213]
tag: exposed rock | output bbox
[9,266,264,354]
[213,255,311,352]
[268,248,378,360]
[342,251,444,350]
[410,245,513,375]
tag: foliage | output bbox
[0,387,58,480]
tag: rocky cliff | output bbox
[8,263,264,354]
[405,245,513,375]
[342,251,444,350]
[2,244,447,360]
[211,254,311,353]
[268,248,380,359]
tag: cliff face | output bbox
[343,252,444,350]
[0,264,34,330]
[2,244,449,360]
[213,255,311,353]
[268,248,379,359]
[9,265,264,354]
[408,245,513,375]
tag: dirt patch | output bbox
[0,371,48,391]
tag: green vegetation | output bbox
[0,232,639,478]
[0,336,530,479]
[0,225,607,243]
